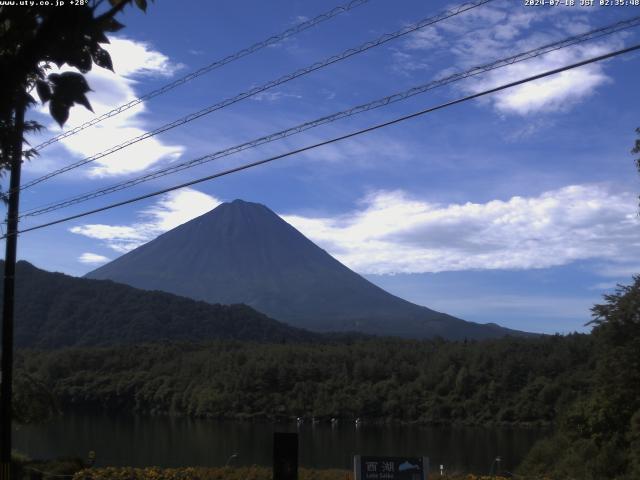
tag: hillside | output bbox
[0,260,317,348]
[86,199,527,340]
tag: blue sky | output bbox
[6,0,640,334]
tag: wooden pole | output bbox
[1,100,25,480]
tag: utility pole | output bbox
[0,100,25,480]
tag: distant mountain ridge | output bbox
[86,199,529,340]
[1,260,318,348]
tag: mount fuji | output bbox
[86,200,528,340]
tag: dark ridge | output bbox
[0,260,319,349]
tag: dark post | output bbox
[273,432,298,480]
[0,101,25,480]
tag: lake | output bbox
[14,412,548,475]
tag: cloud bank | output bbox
[70,188,221,253]
[395,1,622,115]
[70,185,639,277]
[283,184,639,274]
[34,37,185,177]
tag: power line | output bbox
[22,15,637,216]
[17,0,495,193]
[31,0,373,152]
[19,15,640,219]
[6,43,639,240]
[21,0,493,190]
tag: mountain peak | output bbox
[224,198,264,208]
[230,198,255,205]
[181,198,294,243]
[201,199,278,222]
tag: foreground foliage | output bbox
[71,466,511,480]
[1,0,151,177]
[9,457,518,480]
[519,277,640,480]
[73,466,345,480]
[17,333,592,426]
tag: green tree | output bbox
[520,277,640,479]
[12,370,58,425]
[588,277,640,477]
[1,0,152,168]
[0,1,151,476]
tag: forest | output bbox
[13,275,640,479]
[17,333,593,425]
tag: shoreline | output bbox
[55,407,555,430]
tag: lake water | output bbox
[14,412,547,475]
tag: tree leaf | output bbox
[75,93,94,113]
[92,45,113,71]
[48,72,94,121]
[25,92,37,108]
[47,73,62,86]
[135,0,147,12]
[103,17,125,32]
[52,72,91,93]
[23,120,44,134]
[49,100,70,127]
[94,29,110,44]
[134,0,147,12]
[67,49,93,74]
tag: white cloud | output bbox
[70,188,221,252]
[390,49,430,75]
[140,188,221,232]
[70,225,148,253]
[589,282,620,291]
[29,37,185,177]
[299,129,414,165]
[593,262,640,279]
[106,37,182,78]
[78,252,111,265]
[282,184,640,275]
[470,43,613,115]
[395,2,622,115]
[250,90,302,102]
[402,26,445,51]
[505,118,555,141]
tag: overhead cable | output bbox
[32,0,373,151]
[6,43,638,239]
[17,0,495,192]
[20,15,640,219]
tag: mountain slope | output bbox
[1,260,317,348]
[86,200,528,340]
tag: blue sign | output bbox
[354,456,429,480]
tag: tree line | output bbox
[17,333,593,426]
